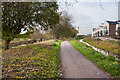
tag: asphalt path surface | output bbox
[59,41,110,78]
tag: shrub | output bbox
[75,35,85,40]
[52,43,57,46]
[96,38,101,41]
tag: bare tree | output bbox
[29,30,45,41]
[55,11,77,38]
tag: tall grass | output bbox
[84,37,120,55]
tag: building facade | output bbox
[116,21,120,38]
[92,20,120,38]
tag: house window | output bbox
[105,30,108,34]
[106,26,107,29]
[118,27,120,31]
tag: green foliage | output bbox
[69,39,119,78]
[2,2,59,50]
[75,35,85,40]
[52,43,57,46]
[107,55,116,61]
[14,34,29,38]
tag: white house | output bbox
[116,21,120,37]
[92,20,120,38]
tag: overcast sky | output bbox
[58,1,118,35]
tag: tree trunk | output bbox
[52,26,55,42]
[4,39,11,50]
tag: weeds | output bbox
[2,41,62,78]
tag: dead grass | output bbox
[84,37,120,55]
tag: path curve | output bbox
[60,41,110,78]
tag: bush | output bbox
[96,38,101,41]
[52,43,57,46]
[75,35,85,40]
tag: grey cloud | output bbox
[58,2,117,34]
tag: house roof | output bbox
[107,21,118,24]
[118,20,120,22]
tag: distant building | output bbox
[92,20,120,38]
[116,20,120,38]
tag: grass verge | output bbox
[2,40,62,78]
[69,39,119,79]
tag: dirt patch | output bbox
[2,43,47,78]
